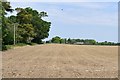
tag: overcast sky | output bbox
[9,1,118,42]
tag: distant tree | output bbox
[75,39,81,42]
[64,38,67,44]
[84,39,96,45]
[68,38,71,44]
[51,36,61,43]
[60,38,66,44]
[90,40,96,45]
[70,39,76,44]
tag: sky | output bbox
[9,1,118,42]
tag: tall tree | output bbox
[17,24,35,43]
[1,1,14,50]
[1,1,13,44]
[1,2,51,50]
[15,7,51,44]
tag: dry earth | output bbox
[2,44,118,78]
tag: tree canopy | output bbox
[1,1,51,50]
[51,36,61,43]
[46,36,117,45]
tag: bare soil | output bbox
[2,44,118,78]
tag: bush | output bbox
[2,45,13,51]
[6,45,13,49]
[15,43,27,46]
[27,43,37,46]
[46,41,50,43]
[2,45,7,51]
[51,36,61,43]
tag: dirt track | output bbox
[2,44,118,78]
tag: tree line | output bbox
[1,1,51,50]
[46,36,118,46]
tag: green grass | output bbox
[2,43,38,51]
[15,43,28,46]
[4,43,27,51]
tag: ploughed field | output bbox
[2,44,118,78]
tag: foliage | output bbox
[27,43,37,46]
[2,1,14,46]
[1,1,118,51]
[51,36,61,43]
[84,39,96,45]
[60,38,66,44]
[15,7,51,44]
[15,43,27,46]
[17,24,35,43]
[67,38,71,44]
[98,41,117,45]
[1,2,51,50]
[47,36,118,46]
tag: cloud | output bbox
[9,2,118,27]
[66,2,117,10]
[42,3,117,27]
